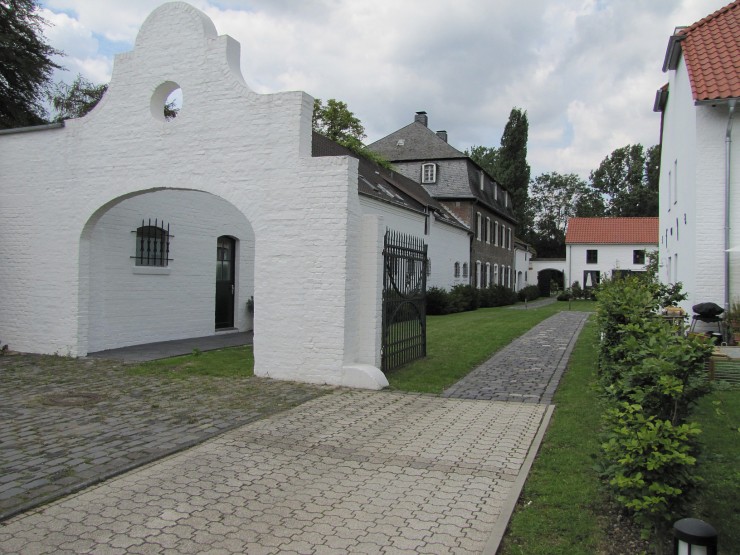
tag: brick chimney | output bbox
[436,130,447,142]
[414,111,428,127]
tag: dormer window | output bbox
[421,163,437,184]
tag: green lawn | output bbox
[386,300,596,393]
[126,345,254,378]
[120,298,738,552]
[498,319,740,555]
[690,384,740,553]
[498,318,609,555]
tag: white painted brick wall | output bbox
[86,190,254,352]
[358,197,470,290]
[0,2,385,389]
[567,244,656,288]
[659,55,740,314]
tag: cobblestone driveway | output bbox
[0,311,591,554]
[0,354,330,521]
[0,391,548,554]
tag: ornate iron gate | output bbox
[382,230,428,373]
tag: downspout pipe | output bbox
[725,99,736,316]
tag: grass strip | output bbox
[690,384,740,553]
[386,300,596,393]
[126,345,254,378]
[499,317,608,555]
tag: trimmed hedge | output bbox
[425,284,518,315]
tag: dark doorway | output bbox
[537,269,564,297]
[215,236,236,329]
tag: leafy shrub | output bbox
[517,285,540,302]
[426,286,451,315]
[571,280,583,299]
[479,285,518,308]
[448,284,479,313]
[557,290,572,301]
[601,403,702,540]
[595,272,712,548]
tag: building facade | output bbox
[368,112,518,289]
[654,0,739,315]
[565,218,659,291]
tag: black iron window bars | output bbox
[132,219,173,266]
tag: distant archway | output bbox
[537,269,565,297]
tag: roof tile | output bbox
[565,217,659,245]
[680,0,740,101]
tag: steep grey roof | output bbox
[312,132,470,233]
[368,116,516,224]
[368,122,467,161]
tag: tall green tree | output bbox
[528,172,604,257]
[494,108,531,232]
[590,144,659,217]
[467,145,498,177]
[0,0,63,128]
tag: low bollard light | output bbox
[673,518,718,555]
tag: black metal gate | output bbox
[382,230,428,373]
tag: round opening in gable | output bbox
[150,81,182,121]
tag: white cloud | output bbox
[38,0,733,178]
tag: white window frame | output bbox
[421,163,437,184]
[486,217,491,244]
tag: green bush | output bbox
[571,281,583,299]
[595,273,712,550]
[448,284,479,313]
[480,285,518,308]
[601,403,702,541]
[557,290,572,301]
[426,286,451,315]
[517,285,540,302]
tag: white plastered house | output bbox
[653,0,739,315]
[564,218,659,291]
[0,2,398,389]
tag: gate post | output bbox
[357,214,384,367]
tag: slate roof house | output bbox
[653,0,739,315]
[313,133,471,290]
[565,217,659,291]
[368,112,518,289]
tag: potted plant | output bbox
[727,298,740,345]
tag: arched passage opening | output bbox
[78,188,255,355]
[537,269,565,297]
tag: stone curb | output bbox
[482,403,556,555]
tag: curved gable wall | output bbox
[0,2,386,389]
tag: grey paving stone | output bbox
[0,311,590,554]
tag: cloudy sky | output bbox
[38,0,730,178]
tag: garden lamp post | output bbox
[673,518,717,555]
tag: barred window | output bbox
[454,262,460,278]
[462,262,469,278]
[134,219,171,266]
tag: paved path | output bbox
[0,311,591,554]
[443,311,589,404]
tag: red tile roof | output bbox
[565,217,659,245]
[680,0,740,102]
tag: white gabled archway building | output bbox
[0,3,387,389]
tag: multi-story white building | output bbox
[653,1,739,315]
